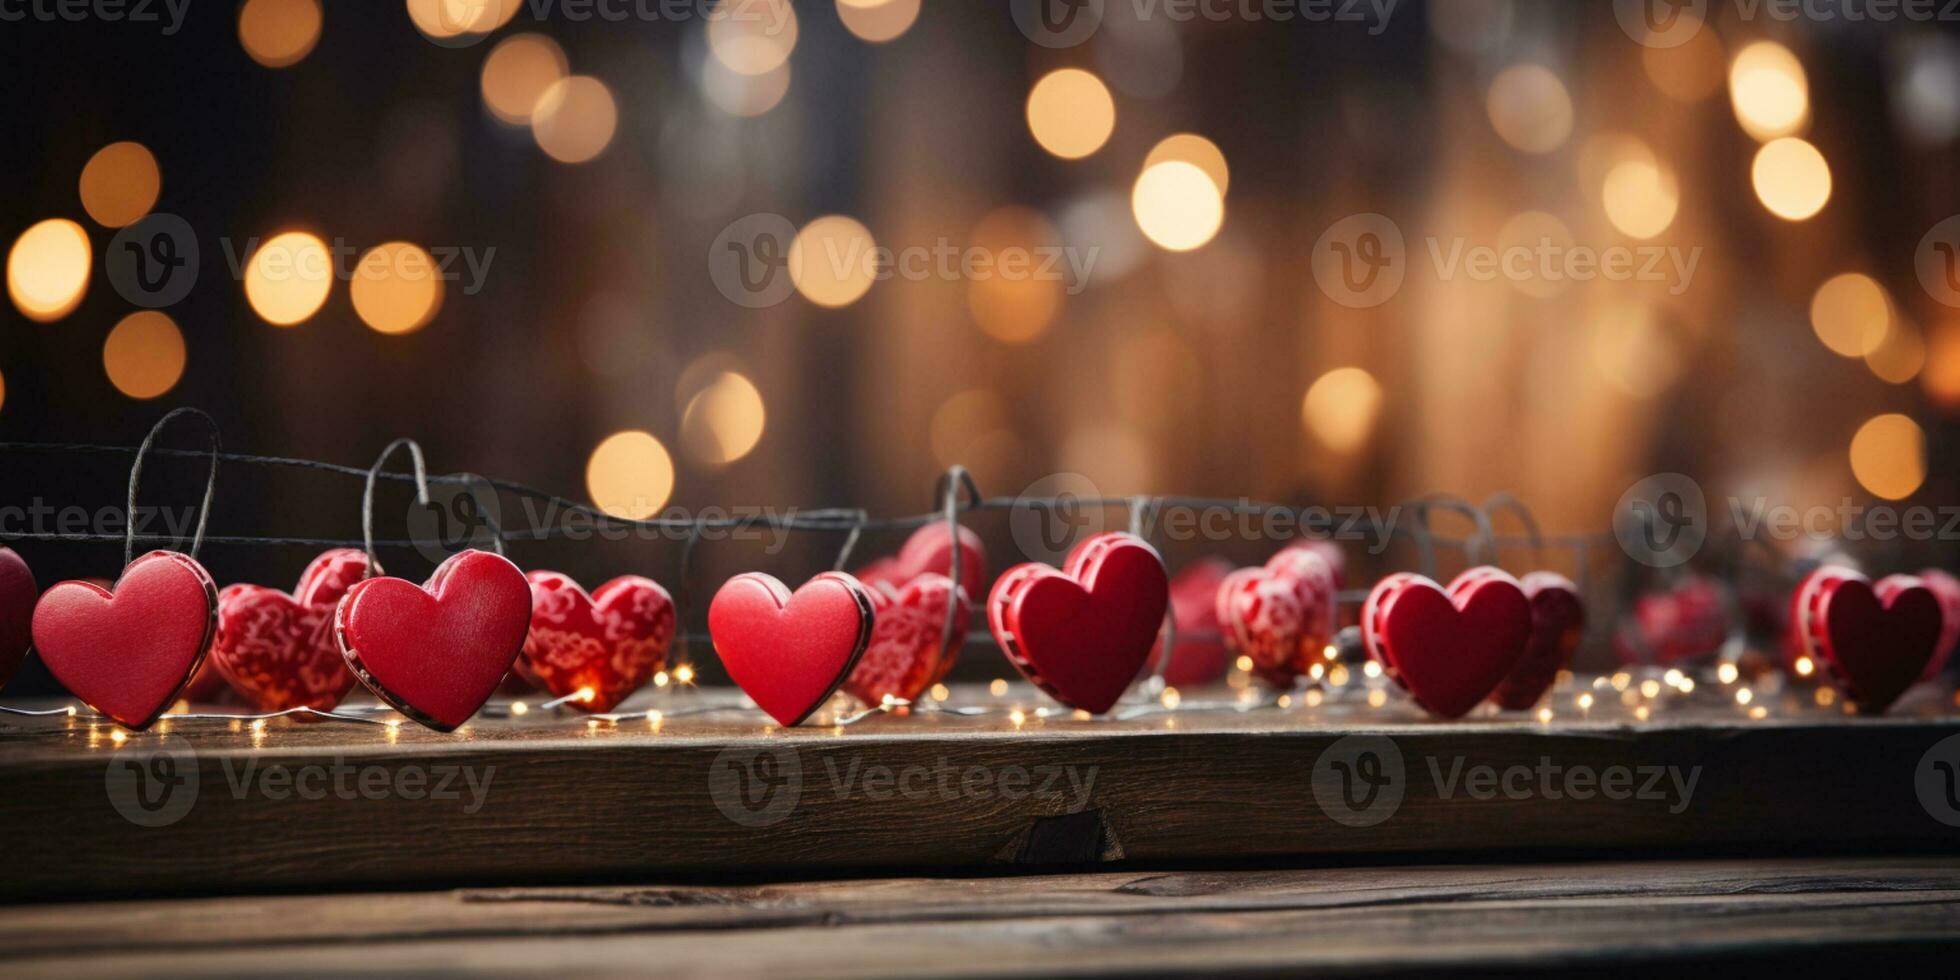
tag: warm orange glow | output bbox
[102,311,187,400]
[1730,41,1810,140]
[481,33,568,125]
[706,0,798,75]
[929,389,1010,466]
[1809,273,1890,357]
[837,0,919,43]
[701,58,790,117]
[1026,69,1115,160]
[1849,414,1926,500]
[1752,137,1831,221]
[1923,322,1960,409]
[1144,134,1229,195]
[532,76,618,164]
[350,242,444,335]
[0,368,8,414]
[1602,158,1679,239]
[1486,64,1572,154]
[238,0,322,69]
[679,371,767,465]
[1643,14,1723,102]
[586,431,675,520]
[1132,161,1224,252]
[244,231,333,326]
[405,0,517,40]
[967,206,1063,343]
[78,142,160,228]
[1302,367,1383,453]
[6,218,91,322]
[1592,306,1680,398]
[789,215,877,308]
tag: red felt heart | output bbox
[989,532,1169,715]
[521,571,675,713]
[211,549,366,713]
[844,574,970,705]
[856,523,987,594]
[335,550,531,731]
[1363,568,1531,719]
[0,546,36,693]
[1216,546,1337,690]
[1918,568,1960,681]
[32,551,217,730]
[1806,570,1941,714]
[1153,558,1233,687]
[1476,570,1584,711]
[709,571,874,726]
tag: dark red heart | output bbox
[1807,570,1941,714]
[1918,568,1960,680]
[0,546,36,692]
[709,571,874,726]
[1363,568,1531,719]
[1613,574,1729,665]
[988,532,1169,715]
[844,574,969,705]
[1154,557,1232,687]
[211,549,366,713]
[521,571,675,713]
[1216,546,1336,689]
[1469,569,1584,711]
[857,523,987,594]
[1782,565,1837,672]
[335,549,532,732]
[32,550,217,730]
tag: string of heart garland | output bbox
[0,409,1953,734]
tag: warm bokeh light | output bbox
[1730,41,1810,141]
[1132,161,1224,252]
[102,311,187,400]
[238,0,322,69]
[1025,69,1115,160]
[531,76,618,164]
[967,206,1063,343]
[78,142,160,228]
[405,0,517,41]
[788,215,877,308]
[350,242,443,335]
[700,56,790,117]
[1809,273,1890,358]
[1486,64,1573,154]
[480,33,567,125]
[1642,14,1723,102]
[0,369,7,414]
[1923,322,1960,409]
[837,0,920,44]
[244,231,333,327]
[6,219,90,322]
[706,0,799,75]
[1866,322,1926,384]
[1849,413,1926,500]
[586,431,675,520]
[1301,367,1383,454]
[1752,137,1831,221]
[929,389,1012,468]
[1592,306,1680,398]
[1495,211,1573,299]
[1601,158,1679,239]
[679,371,767,466]
[1144,134,1229,195]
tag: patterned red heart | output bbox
[1805,570,1941,713]
[1216,546,1337,689]
[856,523,987,594]
[710,571,874,726]
[1918,568,1960,680]
[844,574,969,705]
[1782,565,1839,673]
[521,571,675,713]
[0,546,36,692]
[211,549,366,712]
[989,532,1169,715]
[1363,568,1531,719]
[335,550,532,732]
[1465,569,1585,711]
[32,551,217,730]
[1154,558,1233,687]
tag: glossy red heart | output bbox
[335,550,532,732]
[1806,570,1941,714]
[710,571,874,726]
[989,532,1169,715]
[211,549,366,713]
[1216,547,1336,689]
[1471,569,1584,711]
[0,546,36,692]
[1154,558,1232,687]
[521,571,675,713]
[844,574,970,705]
[1918,568,1960,680]
[32,550,217,730]
[856,523,987,594]
[1362,568,1530,719]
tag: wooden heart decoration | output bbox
[0,546,36,693]
[988,532,1169,715]
[521,571,675,713]
[1918,568,1960,680]
[211,549,366,713]
[1362,568,1531,719]
[1805,570,1942,714]
[32,550,217,730]
[1478,570,1584,711]
[1216,546,1337,689]
[844,573,970,706]
[335,550,532,732]
[710,571,875,726]
[856,523,988,595]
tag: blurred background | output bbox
[2,0,1956,687]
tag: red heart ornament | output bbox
[211,549,366,713]
[0,546,36,692]
[709,571,875,726]
[32,551,218,730]
[988,532,1169,715]
[1362,568,1531,719]
[1806,570,1941,714]
[1918,568,1960,680]
[1484,570,1585,710]
[1782,566,1838,673]
[1154,558,1233,688]
[521,571,675,713]
[857,523,987,594]
[1216,547,1337,689]
[844,574,970,705]
[335,550,532,732]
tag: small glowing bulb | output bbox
[1816,687,1837,706]
[587,719,602,730]
[1794,656,1815,677]
[65,706,79,717]
[1663,669,1685,687]
[990,679,1009,697]
[1310,663,1326,681]
[1577,693,1595,710]
[1634,705,1651,721]
[1277,695,1293,708]
[385,718,403,729]
[1363,661,1383,679]
[575,686,597,703]
[1009,708,1027,726]
[1611,672,1632,691]
[1328,664,1351,687]
[1640,680,1662,699]
[646,710,663,722]
[1537,707,1554,724]
[1736,688,1754,705]
[1749,705,1769,720]
[1593,676,1611,690]
[1323,644,1340,661]
[1678,678,1695,694]
[654,671,671,688]
[1160,687,1182,709]
[1305,689,1325,707]
[1718,663,1740,685]
[1072,709,1092,720]
[510,701,529,716]
[1235,655,1254,673]
[250,719,267,733]
[673,665,695,685]
[170,700,190,715]
[1367,689,1387,708]
[110,729,128,744]
[930,684,950,702]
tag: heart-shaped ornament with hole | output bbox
[1805,570,1941,714]
[1363,568,1531,719]
[335,549,532,731]
[989,532,1169,715]
[710,571,875,726]
[844,574,969,706]
[211,549,366,713]
[0,546,36,693]
[1464,569,1584,711]
[32,550,217,730]
[521,572,675,713]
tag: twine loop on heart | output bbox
[124,407,221,566]
[360,439,430,578]
[934,465,983,668]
